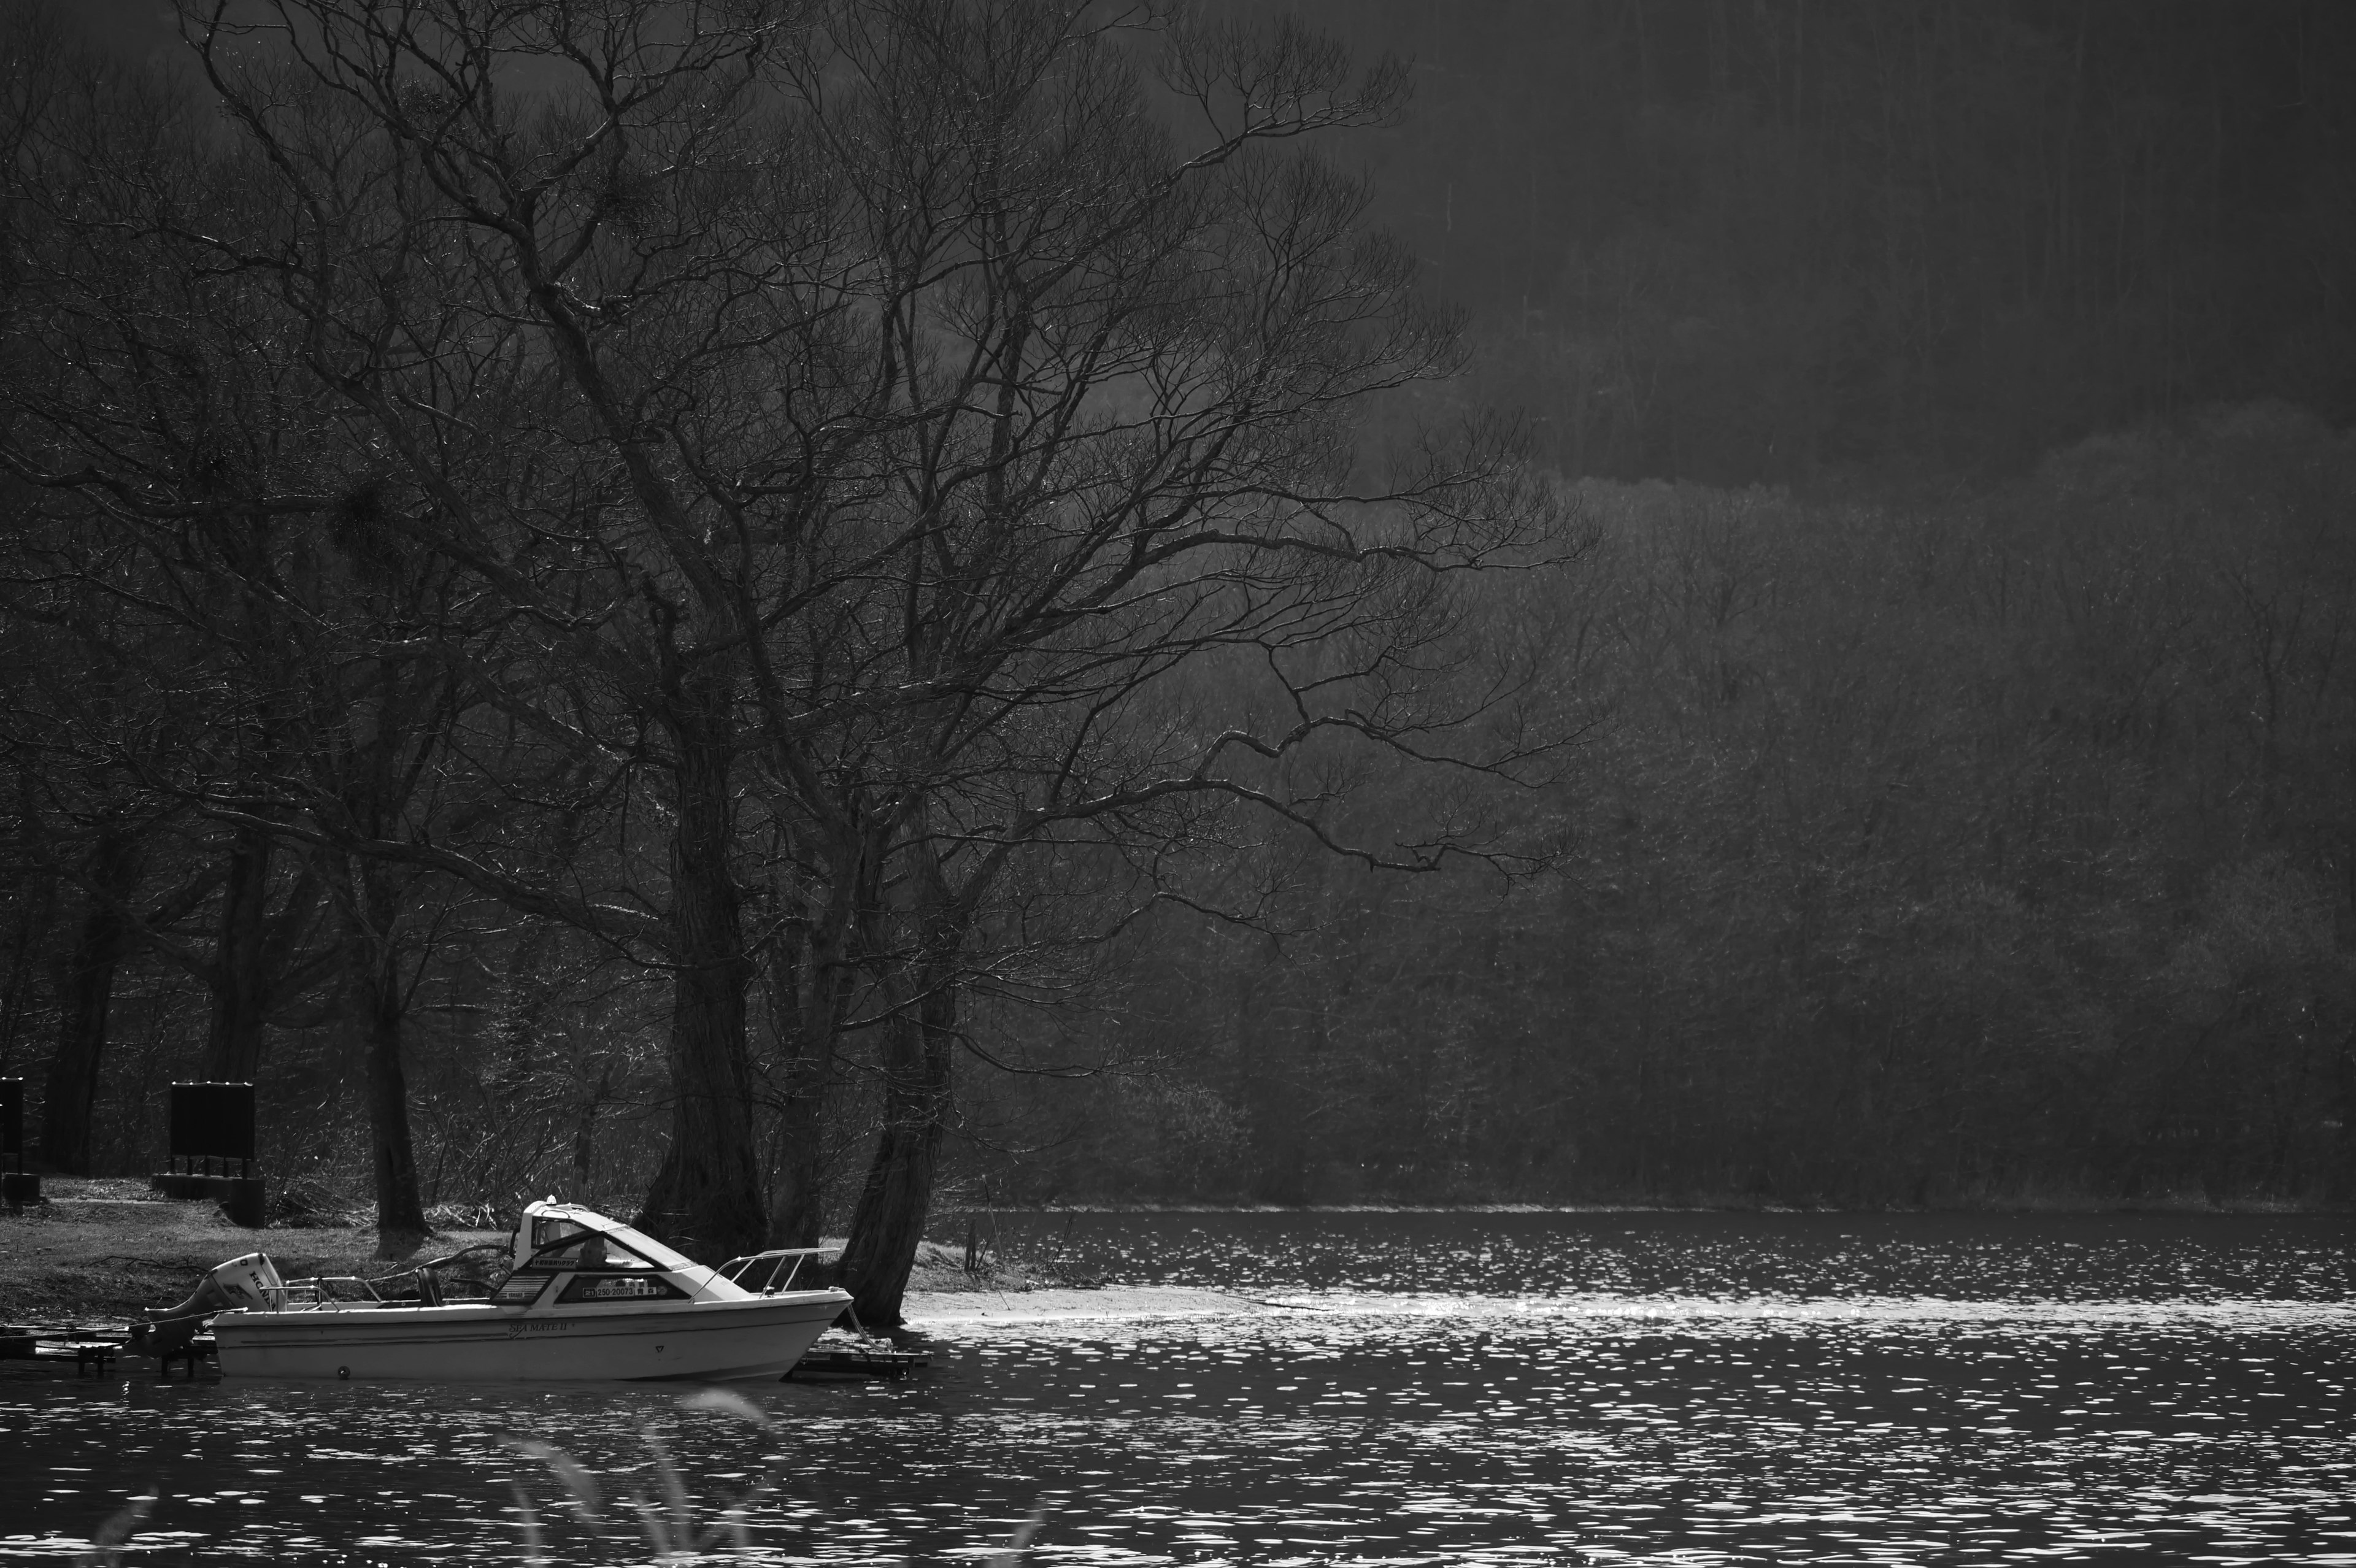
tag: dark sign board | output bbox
[169,1082,256,1162]
[0,1079,20,1159]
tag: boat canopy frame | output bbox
[518,1200,704,1275]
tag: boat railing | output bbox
[265,1242,512,1311]
[715,1246,842,1294]
[268,1275,386,1310]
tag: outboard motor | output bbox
[133,1253,283,1355]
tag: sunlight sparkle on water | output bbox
[2,1212,2351,1563]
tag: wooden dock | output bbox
[784,1338,931,1381]
[0,1324,215,1378]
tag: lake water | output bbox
[4,1210,2353,1564]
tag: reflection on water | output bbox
[962,1209,2356,1303]
[4,1212,2352,1564]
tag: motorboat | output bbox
[174,1199,851,1382]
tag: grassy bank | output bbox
[0,1178,506,1326]
[0,1180,1044,1326]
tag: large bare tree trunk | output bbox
[768,878,856,1248]
[572,1061,613,1199]
[344,857,427,1251]
[840,843,963,1326]
[637,677,766,1262]
[837,967,956,1326]
[40,829,140,1173]
[364,986,426,1248]
[202,821,273,1082]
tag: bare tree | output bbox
[0,20,493,1232]
[163,0,884,1259]
[11,0,1558,1291]
[761,1,1560,1319]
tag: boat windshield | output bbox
[600,1224,699,1273]
[534,1234,645,1271]
[529,1215,593,1251]
[518,1206,703,1274]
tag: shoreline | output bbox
[6,1186,2345,1327]
[0,1196,511,1326]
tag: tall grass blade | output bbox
[693,1472,780,1556]
[717,1499,756,1556]
[76,1487,156,1567]
[509,1480,545,1567]
[990,1499,1053,1567]
[679,1386,775,1429]
[643,1426,696,1548]
[509,1436,605,1534]
[625,1484,674,1559]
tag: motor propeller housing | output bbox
[132,1252,282,1353]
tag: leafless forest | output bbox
[3,1,2353,1316]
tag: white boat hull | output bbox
[214,1290,849,1382]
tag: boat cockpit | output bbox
[481,1201,750,1308]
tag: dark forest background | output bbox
[5,0,2355,1242]
[1356,0,2356,483]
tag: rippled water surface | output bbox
[6,1210,2352,1564]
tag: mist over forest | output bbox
[2,0,2352,1294]
[1022,0,2356,1209]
